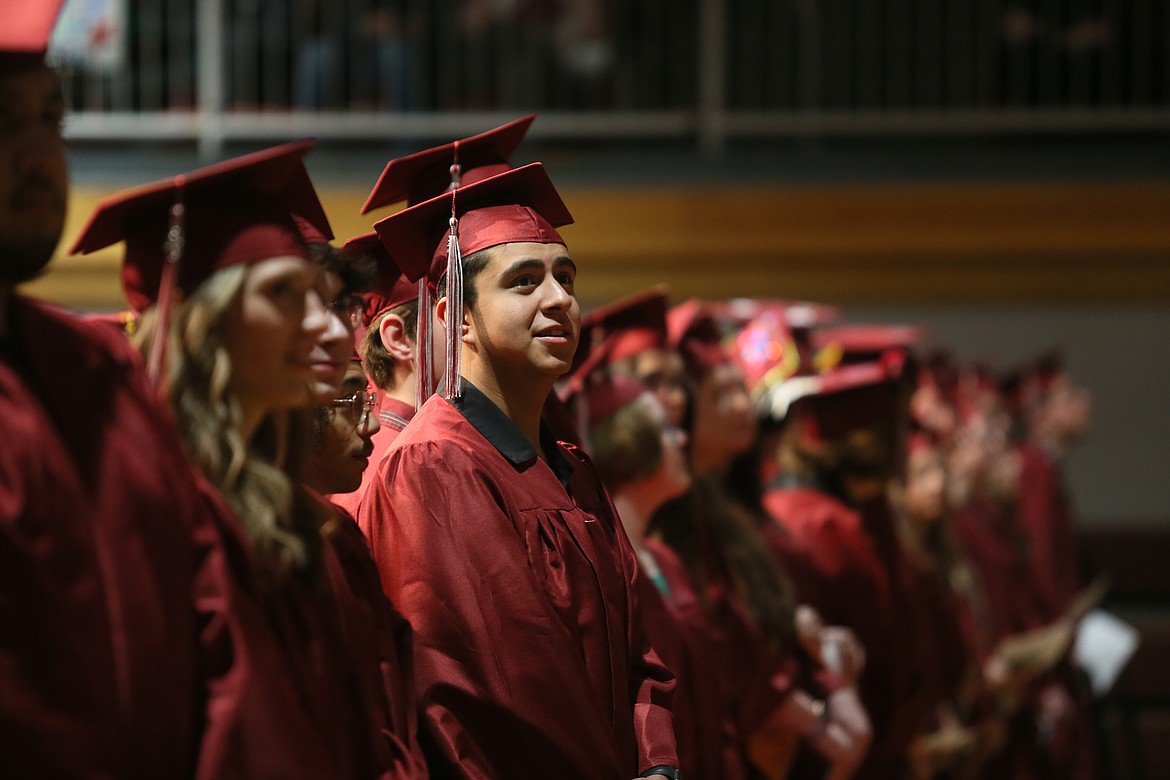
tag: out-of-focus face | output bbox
[0,64,67,286]
[635,392,691,503]
[690,361,757,473]
[462,242,580,383]
[1035,374,1093,450]
[625,347,687,428]
[306,361,380,495]
[225,255,329,414]
[948,412,987,489]
[308,267,360,403]
[910,383,957,440]
[948,405,1016,503]
[904,443,947,528]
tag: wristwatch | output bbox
[640,766,682,780]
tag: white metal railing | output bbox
[50,0,1170,159]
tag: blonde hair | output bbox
[132,265,319,583]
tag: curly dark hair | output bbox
[308,242,378,294]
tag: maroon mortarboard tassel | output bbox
[146,176,186,387]
[416,144,467,406]
[442,184,464,402]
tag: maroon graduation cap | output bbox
[70,139,330,382]
[790,353,907,441]
[581,286,669,362]
[71,139,329,312]
[564,286,669,392]
[667,299,732,379]
[342,231,425,327]
[0,0,65,69]
[733,303,907,437]
[361,115,536,214]
[556,287,669,443]
[812,323,925,366]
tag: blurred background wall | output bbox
[24,0,1170,528]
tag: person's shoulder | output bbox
[767,488,864,553]
[642,537,686,578]
[384,397,495,473]
[791,488,857,526]
[766,486,846,521]
[1016,440,1054,474]
[14,296,140,371]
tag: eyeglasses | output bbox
[331,390,377,428]
[329,294,366,330]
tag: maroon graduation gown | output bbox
[634,539,716,780]
[358,384,678,779]
[854,496,947,770]
[643,537,765,780]
[952,493,1043,642]
[195,497,355,780]
[1014,445,1099,780]
[762,486,934,778]
[0,296,206,778]
[1015,443,1080,624]
[0,296,338,779]
[332,395,416,518]
[946,494,1085,780]
[311,490,428,779]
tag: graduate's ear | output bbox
[460,299,475,345]
[378,312,414,362]
[437,293,478,346]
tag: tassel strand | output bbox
[147,175,186,387]
[444,210,463,400]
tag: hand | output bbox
[795,604,825,659]
[820,626,866,684]
[1036,683,1074,742]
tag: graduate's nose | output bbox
[542,275,573,311]
[358,396,381,437]
[302,289,331,339]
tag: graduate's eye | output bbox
[510,274,537,289]
[266,280,292,298]
[265,277,309,309]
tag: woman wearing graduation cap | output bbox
[735,313,945,779]
[70,141,423,779]
[648,300,870,780]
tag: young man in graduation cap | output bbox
[0,5,295,778]
[334,116,537,516]
[358,162,682,779]
[330,232,428,516]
